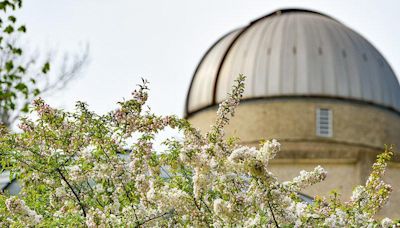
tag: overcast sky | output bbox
[17,0,400,118]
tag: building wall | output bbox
[187,98,400,217]
[188,98,400,148]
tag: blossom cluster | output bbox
[4,196,42,226]
[0,75,398,227]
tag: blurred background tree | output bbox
[0,0,88,128]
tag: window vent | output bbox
[316,108,332,137]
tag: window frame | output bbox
[316,108,333,137]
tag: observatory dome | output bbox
[186,9,400,115]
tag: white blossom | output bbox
[5,197,42,225]
[381,217,393,228]
[258,139,280,163]
[283,165,327,191]
[243,213,260,227]
[228,146,257,164]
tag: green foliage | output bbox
[0,0,49,126]
[42,62,50,74]
[0,1,22,12]
[0,0,88,128]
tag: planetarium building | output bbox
[185,9,400,217]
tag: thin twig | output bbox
[56,168,87,217]
[86,180,104,208]
[267,200,280,228]
[135,211,171,227]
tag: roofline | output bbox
[249,8,341,25]
[185,95,400,119]
[184,28,242,116]
[185,8,343,116]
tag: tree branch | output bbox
[268,200,280,228]
[56,168,86,217]
[135,210,171,227]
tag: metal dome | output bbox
[186,9,400,115]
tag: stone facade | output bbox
[187,98,400,217]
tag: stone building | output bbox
[185,9,400,217]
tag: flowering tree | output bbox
[0,75,398,227]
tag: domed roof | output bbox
[186,9,400,115]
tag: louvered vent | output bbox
[316,108,332,137]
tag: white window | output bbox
[316,108,332,137]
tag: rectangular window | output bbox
[316,108,332,137]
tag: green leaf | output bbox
[12,47,22,55]
[5,61,13,72]
[17,25,26,33]
[9,102,15,110]
[33,88,40,96]
[42,62,50,74]
[8,15,16,23]
[17,66,25,73]
[4,25,14,34]
[15,82,27,93]
[6,43,13,50]
[21,103,29,112]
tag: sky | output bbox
[16,0,400,118]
